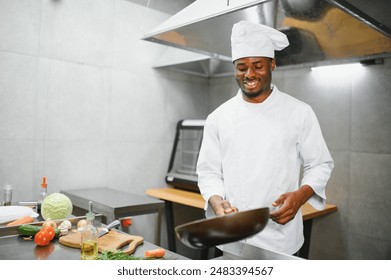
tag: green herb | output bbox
[96,250,145,260]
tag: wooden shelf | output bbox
[146,187,337,220]
[146,187,205,209]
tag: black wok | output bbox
[175,207,269,249]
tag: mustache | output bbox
[243,78,259,82]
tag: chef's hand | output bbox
[269,185,315,225]
[209,195,238,216]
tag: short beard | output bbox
[240,83,272,100]
[241,89,262,99]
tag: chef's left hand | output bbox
[269,191,300,224]
[269,185,315,225]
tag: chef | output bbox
[196,20,334,255]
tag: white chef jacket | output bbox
[196,85,334,254]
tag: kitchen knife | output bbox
[97,219,120,238]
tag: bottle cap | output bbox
[41,176,47,188]
[4,185,12,191]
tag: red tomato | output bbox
[41,226,56,241]
[34,231,51,247]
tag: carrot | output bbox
[6,216,34,227]
[144,248,165,258]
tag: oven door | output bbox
[166,119,205,193]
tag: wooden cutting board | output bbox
[59,229,144,254]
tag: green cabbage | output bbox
[41,193,73,220]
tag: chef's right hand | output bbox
[209,195,238,216]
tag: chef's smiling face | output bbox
[234,57,275,103]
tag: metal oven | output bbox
[166,119,205,193]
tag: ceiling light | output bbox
[310,62,362,73]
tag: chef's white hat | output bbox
[231,20,289,62]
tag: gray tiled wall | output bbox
[0,0,209,244]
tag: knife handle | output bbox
[106,220,120,229]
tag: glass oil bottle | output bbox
[80,201,98,260]
[37,176,48,214]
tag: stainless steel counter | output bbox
[0,235,186,260]
[217,242,303,260]
[61,188,164,245]
[0,217,187,260]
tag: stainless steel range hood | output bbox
[153,46,236,78]
[142,0,391,77]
